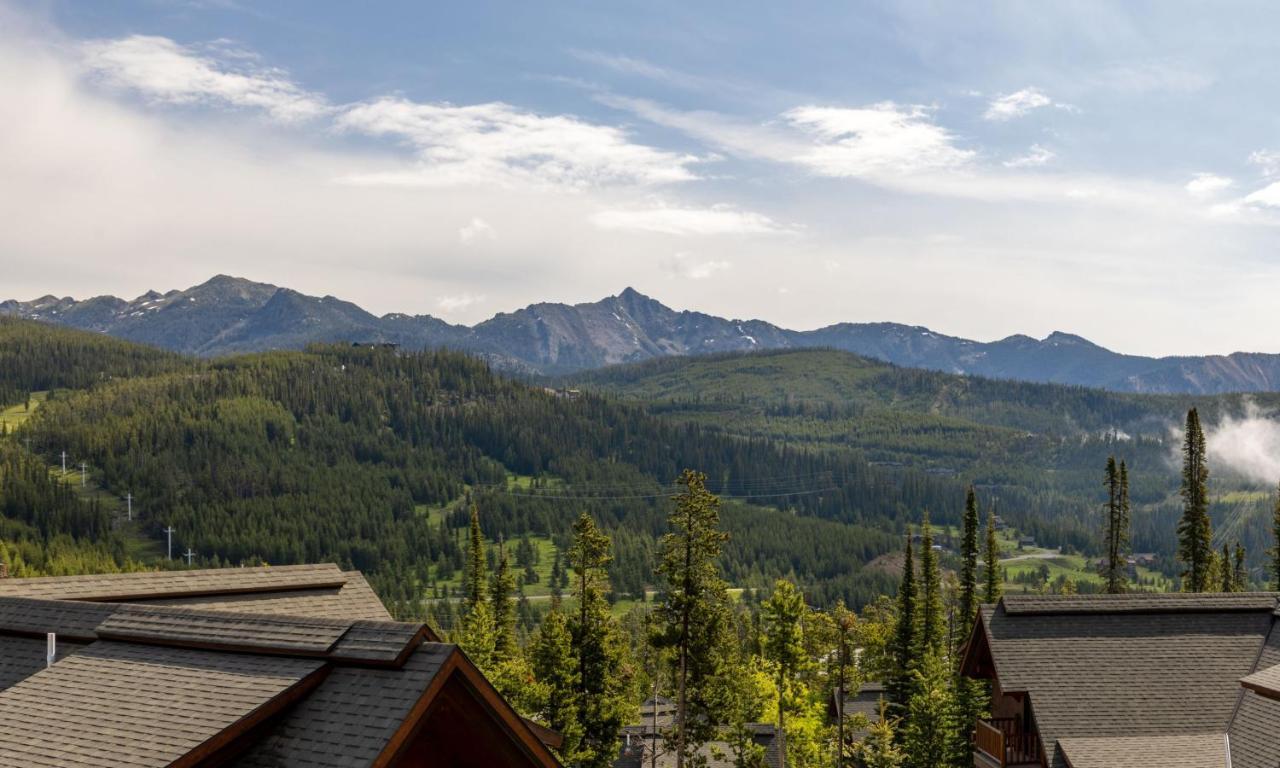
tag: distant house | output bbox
[828,681,886,743]
[960,592,1280,767]
[614,697,782,768]
[0,564,562,767]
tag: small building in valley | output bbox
[613,697,782,768]
[0,564,562,767]
[960,592,1280,768]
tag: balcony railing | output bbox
[974,717,1041,766]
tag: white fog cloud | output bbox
[1004,144,1055,168]
[984,87,1064,121]
[663,253,731,280]
[1185,173,1233,198]
[1203,402,1280,485]
[437,293,485,313]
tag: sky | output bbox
[3,1,1280,356]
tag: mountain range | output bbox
[5,274,1280,394]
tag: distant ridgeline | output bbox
[7,275,1280,392]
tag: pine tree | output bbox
[902,651,957,768]
[1102,458,1130,594]
[1272,482,1280,591]
[833,601,858,766]
[887,531,916,720]
[917,512,943,658]
[1178,408,1213,592]
[532,605,582,762]
[491,538,517,658]
[1233,542,1247,592]
[1221,544,1234,593]
[764,579,806,767]
[567,513,631,768]
[983,507,1001,605]
[956,487,980,657]
[854,701,905,768]
[465,503,487,611]
[549,547,566,602]
[656,470,732,768]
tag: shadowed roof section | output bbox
[140,570,393,622]
[0,563,348,602]
[0,641,327,768]
[97,604,353,655]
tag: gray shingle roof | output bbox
[977,594,1280,768]
[0,564,348,602]
[96,604,353,655]
[1229,620,1280,768]
[233,642,456,767]
[1001,592,1280,615]
[138,570,393,622]
[0,596,116,640]
[1056,733,1228,768]
[0,635,86,690]
[329,620,428,665]
[0,641,326,767]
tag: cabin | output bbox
[960,592,1280,768]
[0,564,562,767]
[613,697,782,768]
[828,680,885,743]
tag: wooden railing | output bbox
[974,718,1041,766]
[974,719,1004,764]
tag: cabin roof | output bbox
[0,564,393,622]
[965,592,1280,768]
[0,565,559,768]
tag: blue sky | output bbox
[4,1,1280,355]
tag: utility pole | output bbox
[80,462,87,487]
[164,526,176,561]
[61,450,66,474]
[126,493,132,522]
[183,548,195,566]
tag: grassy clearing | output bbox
[0,390,47,431]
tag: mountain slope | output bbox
[7,276,1280,393]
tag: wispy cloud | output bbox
[662,253,731,280]
[591,204,787,236]
[784,102,974,178]
[1184,173,1233,198]
[335,98,702,189]
[983,87,1069,121]
[436,293,485,313]
[80,35,328,122]
[458,217,496,244]
[1004,144,1055,168]
[1249,149,1280,178]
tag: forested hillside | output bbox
[573,348,1280,577]
[0,320,962,614]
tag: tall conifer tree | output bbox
[983,508,1001,605]
[888,531,917,719]
[491,538,517,657]
[656,470,732,768]
[465,503,487,611]
[1272,482,1280,590]
[763,579,806,767]
[567,513,630,768]
[956,487,980,655]
[1233,542,1247,592]
[532,605,582,762]
[1178,408,1214,592]
[917,512,943,658]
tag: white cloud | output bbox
[1095,61,1212,94]
[80,35,328,122]
[436,293,485,313]
[1003,144,1055,168]
[1184,173,1233,198]
[1249,150,1280,178]
[984,87,1054,121]
[783,102,974,178]
[1200,401,1280,485]
[591,204,787,235]
[335,98,701,189]
[458,217,496,244]
[1243,182,1280,208]
[663,253,731,280]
